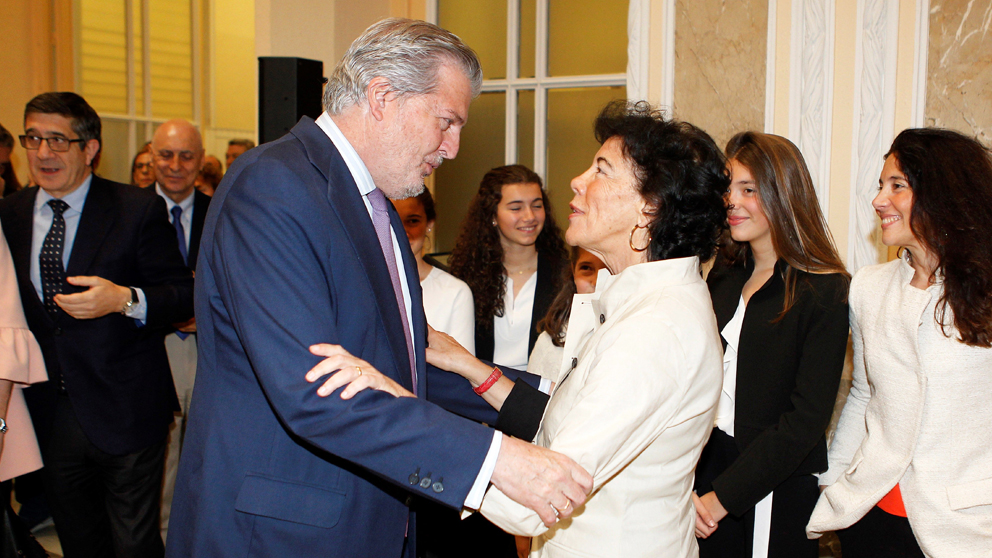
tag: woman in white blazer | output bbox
[807,128,992,557]
[420,101,729,558]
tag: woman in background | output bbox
[449,165,569,371]
[130,142,155,188]
[527,247,606,382]
[392,189,475,354]
[808,128,992,557]
[692,131,850,558]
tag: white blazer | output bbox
[807,257,992,557]
[481,257,723,558]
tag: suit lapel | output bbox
[1,188,49,323]
[66,177,116,278]
[291,119,414,392]
[187,190,210,270]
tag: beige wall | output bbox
[204,0,258,162]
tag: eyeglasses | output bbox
[20,135,86,152]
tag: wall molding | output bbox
[764,0,777,132]
[658,0,676,111]
[911,0,930,127]
[847,0,899,272]
[789,0,835,219]
[626,0,652,101]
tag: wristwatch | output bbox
[0,417,7,434]
[122,287,139,317]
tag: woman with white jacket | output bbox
[807,128,992,557]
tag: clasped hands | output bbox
[692,490,728,538]
[304,332,593,527]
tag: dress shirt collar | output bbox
[154,184,195,214]
[314,111,376,197]
[35,174,92,215]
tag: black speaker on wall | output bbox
[258,57,325,144]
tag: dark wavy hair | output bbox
[594,100,729,262]
[723,131,849,318]
[886,128,992,347]
[448,164,569,331]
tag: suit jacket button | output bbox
[409,468,420,485]
[419,476,432,489]
[599,314,605,324]
[53,327,62,336]
[432,478,444,493]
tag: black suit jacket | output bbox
[699,257,849,516]
[0,175,194,455]
[474,254,561,363]
[187,189,210,271]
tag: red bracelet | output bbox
[473,366,503,395]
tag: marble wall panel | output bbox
[673,0,768,149]
[926,0,992,145]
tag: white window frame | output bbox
[427,0,633,180]
[77,0,202,152]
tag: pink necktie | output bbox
[366,188,417,394]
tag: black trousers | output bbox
[694,428,819,558]
[837,506,925,558]
[40,393,166,558]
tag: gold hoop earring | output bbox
[629,224,651,252]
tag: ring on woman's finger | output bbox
[356,366,363,376]
[550,503,560,519]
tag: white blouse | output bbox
[493,272,537,370]
[715,296,744,437]
[421,266,475,356]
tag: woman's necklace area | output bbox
[506,266,536,276]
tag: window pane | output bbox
[548,0,627,77]
[546,86,626,226]
[516,89,535,169]
[439,0,507,80]
[149,0,193,119]
[80,0,128,114]
[519,0,536,78]
[97,119,132,185]
[434,92,506,252]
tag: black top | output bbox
[703,256,849,516]
[474,253,560,363]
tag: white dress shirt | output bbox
[493,272,537,371]
[30,175,147,321]
[315,112,500,510]
[155,184,195,251]
[421,266,475,355]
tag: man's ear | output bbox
[366,77,394,122]
[84,139,101,167]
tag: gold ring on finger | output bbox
[357,366,363,376]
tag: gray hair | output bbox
[323,18,482,115]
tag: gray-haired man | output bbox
[167,18,591,558]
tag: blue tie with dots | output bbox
[41,199,69,315]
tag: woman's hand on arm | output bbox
[427,326,515,411]
[305,344,414,399]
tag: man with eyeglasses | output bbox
[0,92,193,558]
[149,118,210,537]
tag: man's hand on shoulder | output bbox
[56,276,131,319]
[491,435,593,526]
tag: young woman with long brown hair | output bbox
[448,164,569,370]
[693,131,850,558]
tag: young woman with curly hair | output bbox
[809,128,992,558]
[692,131,850,558]
[448,164,569,370]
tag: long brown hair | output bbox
[448,165,569,331]
[723,132,849,316]
[887,128,992,347]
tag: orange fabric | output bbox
[878,483,908,517]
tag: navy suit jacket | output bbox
[167,118,537,558]
[0,176,192,455]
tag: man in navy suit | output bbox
[0,92,194,558]
[167,18,591,558]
